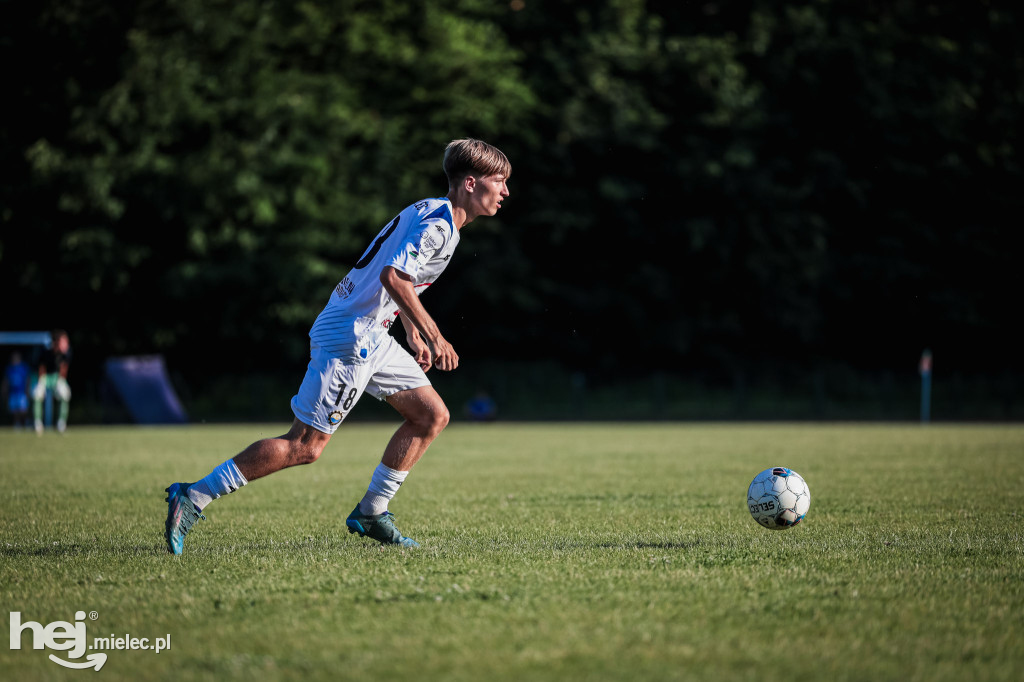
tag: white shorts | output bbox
[290,336,430,434]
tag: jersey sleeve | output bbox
[387,219,451,277]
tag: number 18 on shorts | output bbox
[290,337,430,434]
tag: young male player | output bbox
[164,139,510,553]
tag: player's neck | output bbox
[445,191,478,230]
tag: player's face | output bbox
[473,173,509,216]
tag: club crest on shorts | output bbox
[328,410,343,425]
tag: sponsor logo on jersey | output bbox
[421,227,444,252]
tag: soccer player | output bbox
[33,330,72,434]
[3,351,31,429]
[164,139,511,554]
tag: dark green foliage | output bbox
[2,1,1021,403]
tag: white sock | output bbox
[187,459,248,511]
[358,463,408,516]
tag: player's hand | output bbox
[407,333,433,372]
[414,346,432,373]
[429,336,459,372]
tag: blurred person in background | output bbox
[3,351,31,429]
[465,389,497,422]
[33,330,72,434]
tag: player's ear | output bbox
[463,175,477,193]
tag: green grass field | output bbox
[2,422,1023,681]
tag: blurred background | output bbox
[2,0,1022,423]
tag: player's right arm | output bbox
[396,314,432,373]
[380,266,459,371]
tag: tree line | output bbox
[3,0,1022,406]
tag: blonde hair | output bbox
[443,139,511,185]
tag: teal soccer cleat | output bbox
[346,505,420,548]
[164,482,205,555]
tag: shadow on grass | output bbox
[594,540,702,550]
[1,542,168,559]
[2,536,706,560]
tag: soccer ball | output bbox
[747,467,811,530]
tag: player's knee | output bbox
[424,404,449,437]
[290,440,324,466]
[407,405,448,438]
[303,445,321,465]
[284,420,330,466]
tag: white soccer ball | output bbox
[747,467,811,530]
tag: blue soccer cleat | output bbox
[164,482,205,555]
[346,505,420,548]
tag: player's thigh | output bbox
[364,339,448,426]
[290,346,374,433]
[364,338,432,405]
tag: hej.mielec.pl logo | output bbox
[9,610,171,671]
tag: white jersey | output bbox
[309,197,460,361]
